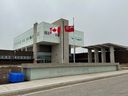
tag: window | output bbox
[1,56,4,59]
[44,31,48,35]
[8,56,11,59]
[4,56,6,59]
[30,36,32,39]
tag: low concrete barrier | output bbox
[22,63,119,80]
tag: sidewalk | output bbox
[1,70,128,96]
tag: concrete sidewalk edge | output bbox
[1,70,128,96]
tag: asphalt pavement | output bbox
[24,73,128,96]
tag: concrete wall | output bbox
[52,19,69,63]
[51,45,60,63]
[13,22,60,50]
[22,63,119,80]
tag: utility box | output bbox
[8,72,24,83]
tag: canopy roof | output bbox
[84,43,128,50]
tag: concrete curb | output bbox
[1,70,128,96]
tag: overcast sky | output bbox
[0,0,128,50]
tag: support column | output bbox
[101,48,106,63]
[21,48,23,51]
[25,47,28,51]
[73,46,76,63]
[94,48,99,63]
[110,46,115,63]
[88,49,92,63]
[33,23,38,64]
[52,19,69,64]
[69,45,72,62]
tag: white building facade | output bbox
[14,19,84,63]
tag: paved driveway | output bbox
[24,74,128,96]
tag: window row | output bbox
[71,37,82,41]
[0,56,32,60]
[14,32,40,45]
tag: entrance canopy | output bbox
[83,43,128,50]
[83,43,128,63]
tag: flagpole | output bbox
[62,20,64,64]
[73,17,75,63]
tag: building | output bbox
[0,50,33,64]
[73,43,128,64]
[12,19,120,81]
[14,19,84,63]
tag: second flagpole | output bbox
[73,17,75,63]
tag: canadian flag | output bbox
[50,26,61,35]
